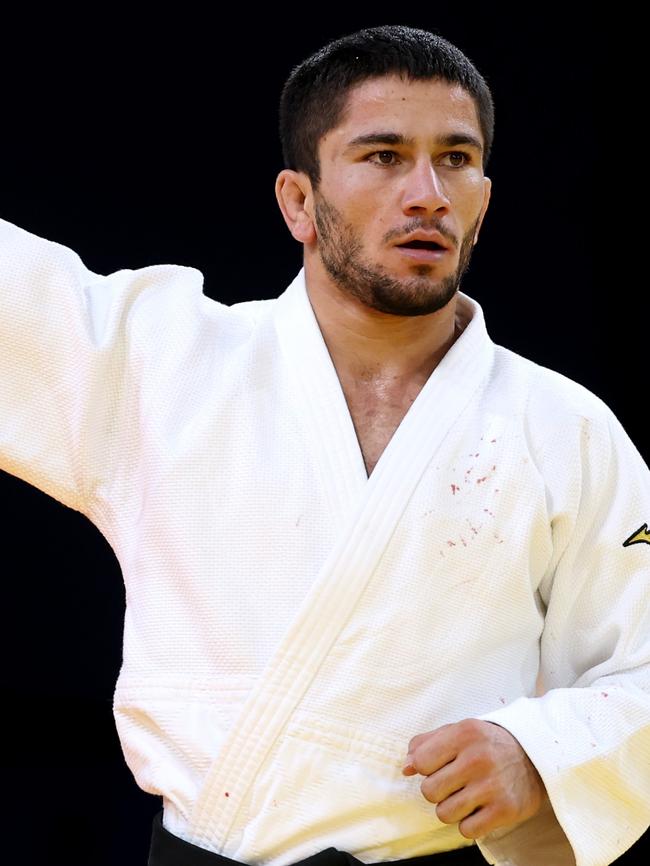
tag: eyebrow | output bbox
[343,130,484,156]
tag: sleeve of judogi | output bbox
[473,402,650,866]
[0,215,204,516]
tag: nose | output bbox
[401,158,451,217]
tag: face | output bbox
[307,74,492,317]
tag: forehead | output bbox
[321,74,482,159]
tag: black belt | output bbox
[147,809,486,866]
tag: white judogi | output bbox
[1,216,648,866]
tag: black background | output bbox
[0,6,645,865]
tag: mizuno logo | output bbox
[622,523,650,547]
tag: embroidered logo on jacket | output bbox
[622,523,650,547]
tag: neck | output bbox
[304,269,464,392]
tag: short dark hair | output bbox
[278,24,495,191]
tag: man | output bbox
[0,23,647,866]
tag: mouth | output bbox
[394,239,450,261]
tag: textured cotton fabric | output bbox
[147,808,488,865]
[1,216,649,866]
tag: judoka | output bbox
[0,22,648,866]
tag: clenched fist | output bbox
[402,718,548,839]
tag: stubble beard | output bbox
[313,191,480,317]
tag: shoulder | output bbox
[493,342,613,423]
[486,343,621,466]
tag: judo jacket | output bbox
[1,216,649,866]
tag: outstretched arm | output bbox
[0,216,204,517]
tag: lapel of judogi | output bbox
[187,268,496,850]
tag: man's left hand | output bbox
[402,718,547,839]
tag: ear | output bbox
[473,176,492,244]
[275,169,316,245]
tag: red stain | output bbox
[460,535,467,547]
[494,488,499,493]
[465,466,474,474]
[499,697,505,704]
[469,523,479,535]
[483,508,495,517]
[451,483,460,494]
[225,792,230,797]
[490,438,496,443]
[476,476,488,484]
[446,540,456,547]
[474,452,480,457]
[492,465,496,471]
[601,692,609,697]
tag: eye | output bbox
[367,150,400,167]
[366,150,473,169]
[443,151,472,168]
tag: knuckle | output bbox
[472,749,494,774]
[460,718,487,748]
[408,732,426,753]
[457,718,476,739]
[459,746,487,777]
